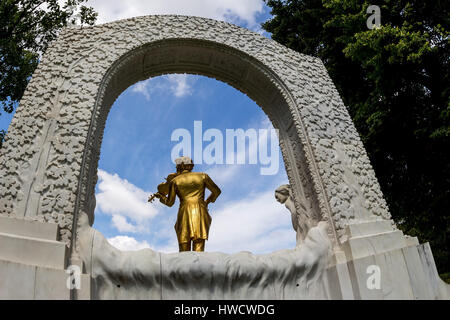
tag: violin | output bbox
[148,172,179,203]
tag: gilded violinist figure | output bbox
[149,157,221,252]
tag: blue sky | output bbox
[1,1,297,253]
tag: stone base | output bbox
[0,216,60,240]
[0,216,90,299]
[329,242,450,300]
[325,220,449,299]
[77,219,450,300]
[341,220,417,261]
[0,216,67,269]
[1,216,448,300]
[0,232,68,269]
[0,259,90,300]
[3,242,439,300]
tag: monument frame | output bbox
[0,14,391,250]
[0,15,447,300]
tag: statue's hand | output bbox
[148,193,161,203]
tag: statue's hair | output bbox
[175,156,193,165]
[175,156,194,171]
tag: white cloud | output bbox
[86,0,264,29]
[131,79,151,101]
[167,74,192,98]
[107,235,151,251]
[130,74,193,101]
[111,214,138,233]
[151,239,179,253]
[95,169,159,232]
[206,190,296,253]
[205,165,240,186]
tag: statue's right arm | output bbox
[159,182,176,207]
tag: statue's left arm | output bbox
[204,174,221,205]
[158,181,177,207]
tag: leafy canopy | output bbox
[0,0,97,136]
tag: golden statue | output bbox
[148,157,221,252]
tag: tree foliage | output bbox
[263,0,449,274]
[0,0,97,145]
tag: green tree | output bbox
[263,0,449,276]
[0,0,97,146]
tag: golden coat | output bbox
[160,172,221,243]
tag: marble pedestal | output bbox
[0,216,448,300]
[0,216,90,299]
[328,220,449,300]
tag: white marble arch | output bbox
[1,15,446,300]
[0,14,392,254]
